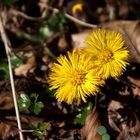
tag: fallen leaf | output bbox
[82,107,102,140]
[14,56,36,76]
[72,30,92,48]
[0,92,14,110]
[117,121,140,140]
[0,122,18,139]
[108,100,123,133]
[127,76,140,96]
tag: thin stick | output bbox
[13,3,98,28]
[64,13,98,28]
[20,130,34,133]
[45,5,98,28]
[11,9,44,21]
[0,17,24,140]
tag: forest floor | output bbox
[0,0,140,140]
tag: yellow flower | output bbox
[72,3,83,14]
[83,29,129,79]
[49,49,104,104]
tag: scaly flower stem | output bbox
[0,17,24,140]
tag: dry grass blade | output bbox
[82,107,102,140]
[0,14,24,140]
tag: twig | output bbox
[12,3,98,28]
[0,17,24,140]
[44,5,98,28]
[64,13,98,28]
[20,130,34,133]
[10,9,44,21]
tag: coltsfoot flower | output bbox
[49,48,104,104]
[83,29,129,79]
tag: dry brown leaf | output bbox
[0,122,18,139]
[108,100,123,133]
[117,121,140,140]
[72,30,92,48]
[0,92,14,110]
[127,76,140,88]
[6,115,45,127]
[58,35,68,51]
[127,76,140,96]
[82,107,101,140]
[131,87,140,97]
[14,56,36,76]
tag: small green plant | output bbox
[18,93,31,112]
[30,93,44,115]
[39,25,53,41]
[11,54,23,67]
[75,102,93,125]
[0,54,23,80]
[18,93,44,115]
[46,12,67,32]
[97,125,110,140]
[31,122,47,139]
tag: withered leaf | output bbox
[0,122,18,139]
[82,107,102,140]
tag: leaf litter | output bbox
[0,0,140,139]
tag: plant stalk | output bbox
[0,17,24,140]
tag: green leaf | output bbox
[0,63,9,79]
[31,122,47,139]
[75,113,83,125]
[11,54,23,67]
[31,101,44,115]
[32,130,43,138]
[47,12,66,32]
[16,32,43,43]
[30,93,38,103]
[38,122,47,131]
[18,93,31,112]
[75,102,93,125]
[97,126,107,135]
[102,133,110,140]
[39,25,53,39]
[31,124,37,129]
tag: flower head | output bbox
[72,3,83,14]
[49,48,103,104]
[83,29,129,79]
